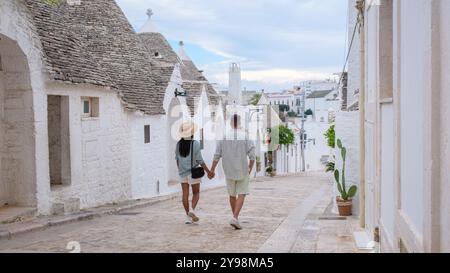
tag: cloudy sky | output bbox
[116,0,349,91]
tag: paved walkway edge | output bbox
[257,185,328,253]
[0,182,226,241]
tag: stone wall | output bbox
[0,0,50,213]
[0,33,36,207]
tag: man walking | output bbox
[210,114,256,230]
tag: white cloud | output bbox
[116,0,348,90]
[242,69,333,84]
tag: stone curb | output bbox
[0,182,226,241]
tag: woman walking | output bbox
[175,121,213,224]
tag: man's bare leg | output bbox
[229,196,236,214]
[233,194,246,219]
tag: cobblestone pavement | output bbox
[0,173,367,253]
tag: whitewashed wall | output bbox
[303,121,330,171]
[335,111,360,215]
[380,103,395,250]
[347,0,361,107]
[130,114,167,198]
[398,1,425,238]
[440,0,450,252]
[46,84,132,212]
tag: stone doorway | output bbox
[47,95,71,187]
[0,34,36,209]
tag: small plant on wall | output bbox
[324,124,336,148]
[334,139,358,216]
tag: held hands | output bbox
[207,169,216,180]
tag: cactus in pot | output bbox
[334,139,357,216]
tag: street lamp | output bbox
[174,88,186,97]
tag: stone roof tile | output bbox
[25,0,167,115]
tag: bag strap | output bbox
[190,140,194,169]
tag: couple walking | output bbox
[175,114,256,229]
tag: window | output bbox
[144,125,150,144]
[154,52,162,58]
[81,97,99,118]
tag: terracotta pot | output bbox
[336,197,353,216]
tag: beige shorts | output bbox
[226,175,250,197]
[180,175,201,185]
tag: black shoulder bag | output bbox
[191,141,205,179]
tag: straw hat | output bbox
[178,121,199,139]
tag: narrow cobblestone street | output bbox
[0,173,365,253]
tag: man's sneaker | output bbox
[185,215,193,225]
[229,217,242,230]
[188,210,200,223]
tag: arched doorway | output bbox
[0,34,36,209]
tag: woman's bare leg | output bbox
[181,183,190,215]
[191,183,200,210]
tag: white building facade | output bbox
[361,0,450,253]
[0,0,223,217]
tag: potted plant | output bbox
[271,168,277,177]
[334,139,357,216]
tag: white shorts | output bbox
[179,175,201,185]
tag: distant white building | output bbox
[265,88,303,115]
[298,79,338,96]
[305,89,340,123]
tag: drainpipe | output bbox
[356,0,366,228]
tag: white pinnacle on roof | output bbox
[257,93,269,105]
[228,63,242,105]
[138,9,158,33]
[178,41,192,61]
